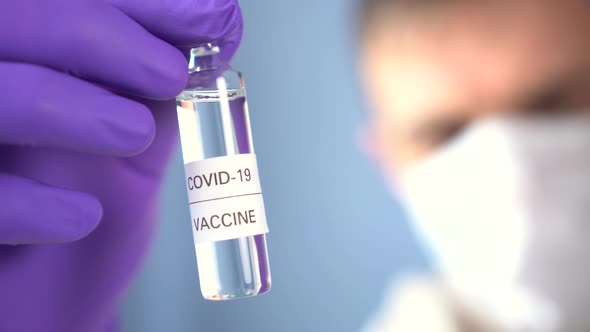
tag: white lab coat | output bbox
[362,277,516,332]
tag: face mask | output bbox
[398,115,590,332]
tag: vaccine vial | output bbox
[175,43,271,300]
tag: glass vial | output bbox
[176,43,271,300]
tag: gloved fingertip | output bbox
[38,187,104,243]
[166,0,243,50]
[0,176,104,244]
[143,46,188,100]
[218,36,241,64]
[165,49,189,97]
[100,101,156,157]
[59,190,104,241]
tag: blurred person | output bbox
[0,0,241,331]
[359,1,590,332]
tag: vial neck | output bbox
[185,43,230,89]
[188,43,223,73]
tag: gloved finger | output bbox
[0,0,187,99]
[121,98,179,178]
[0,174,102,244]
[109,0,243,62]
[0,63,155,156]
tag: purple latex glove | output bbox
[0,0,242,331]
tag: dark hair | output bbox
[360,0,450,30]
[361,0,393,28]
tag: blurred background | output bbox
[123,1,427,331]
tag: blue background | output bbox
[123,1,426,331]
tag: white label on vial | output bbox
[184,153,269,244]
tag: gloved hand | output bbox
[0,0,242,331]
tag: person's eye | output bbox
[413,117,468,148]
[520,80,572,114]
[522,96,567,115]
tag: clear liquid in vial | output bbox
[176,87,271,300]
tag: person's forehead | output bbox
[362,1,590,124]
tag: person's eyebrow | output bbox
[397,71,585,145]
